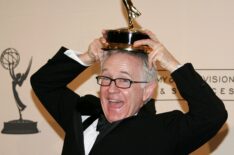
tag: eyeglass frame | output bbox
[96,75,148,89]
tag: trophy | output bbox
[103,0,150,52]
[0,48,39,134]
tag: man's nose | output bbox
[108,81,119,93]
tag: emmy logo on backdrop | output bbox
[0,48,39,134]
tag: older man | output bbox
[31,30,227,155]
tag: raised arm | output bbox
[134,30,228,154]
[30,37,106,130]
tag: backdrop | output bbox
[0,0,233,154]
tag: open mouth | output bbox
[108,99,124,110]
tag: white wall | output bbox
[0,0,233,154]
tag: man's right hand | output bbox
[79,36,107,65]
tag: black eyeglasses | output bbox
[96,76,148,89]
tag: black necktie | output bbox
[96,114,111,132]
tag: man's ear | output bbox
[143,81,157,102]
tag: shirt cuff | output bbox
[171,64,184,73]
[64,49,90,67]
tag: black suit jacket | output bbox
[31,47,227,155]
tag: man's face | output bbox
[100,53,149,122]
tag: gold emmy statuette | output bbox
[103,0,150,52]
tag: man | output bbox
[31,30,227,155]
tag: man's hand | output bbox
[134,30,180,72]
[79,35,107,65]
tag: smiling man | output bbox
[98,51,156,122]
[31,30,227,155]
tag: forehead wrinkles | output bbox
[101,53,143,78]
[102,68,132,77]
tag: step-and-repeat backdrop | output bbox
[0,0,233,154]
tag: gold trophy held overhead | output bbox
[103,0,150,52]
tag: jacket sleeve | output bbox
[171,63,228,154]
[30,47,101,131]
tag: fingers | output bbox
[133,30,163,69]
[133,30,180,71]
[87,37,107,62]
[133,29,160,50]
[88,39,101,60]
[100,36,108,45]
[144,29,158,41]
[148,46,160,69]
[97,37,106,62]
[102,29,107,40]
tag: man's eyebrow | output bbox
[101,69,132,78]
[120,71,132,77]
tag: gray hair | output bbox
[100,50,157,82]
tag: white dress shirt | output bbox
[82,116,99,155]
